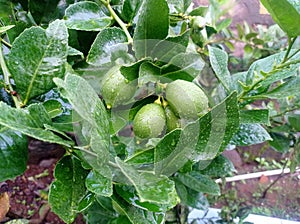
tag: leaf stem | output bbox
[1,39,12,48]
[101,0,133,44]
[0,40,21,108]
[282,37,296,63]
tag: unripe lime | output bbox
[133,103,166,139]
[165,106,181,132]
[101,68,136,108]
[165,80,208,119]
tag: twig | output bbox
[261,159,289,198]
[0,40,21,108]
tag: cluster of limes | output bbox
[101,69,209,140]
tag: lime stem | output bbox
[101,0,133,44]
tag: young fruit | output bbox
[165,79,208,119]
[101,67,136,108]
[133,103,166,139]
[165,106,181,132]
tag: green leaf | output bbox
[208,46,234,92]
[150,31,190,63]
[255,76,300,99]
[64,1,112,31]
[230,124,272,146]
[260,0,300,37]
[189,6,208,16]
[121,0,142,22]
[269,132,290,153]
[28,0,60,24]
[138,61,161,86]
[84,199,117,224]
[161,52,205,81]
[133,0,169,58]
[27,103,52,127]
[176,171,220,195]
[240,110,270,125]
[87,27,131,67]
[115,157,179,206]
[245,51,296,85]
[77,192,95,213]
[167,0,192,13]
[198,155,235,178]
[120,59,150,81]
[68,46,84,59]
[154,92,239,176]
[49,155,89,224]
[175,180,209,210]
[288,114,300,131]
[0,25,15,34]
[111,195,165,224]
[43,100,63,118]
[54,72,112,180]
[125,148,154,165]
[7,20,68,105]
[115,185,174,212]
[0,102,73,147]
[0,127,28,182]
[85,170,112,197]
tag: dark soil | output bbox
[0,140,85,224]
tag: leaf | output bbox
[208,46,234,92]
[87,27,131,67]
[68,46,84,59]
[54,72,112,180]
[260,0,300,37]
[230,124,272,146]
[7,20,68,105]
[115,185,174,212]
[121,0,142,22]
[154,92,239,176]
[27,103,52,127]
[161,52,205,81]
[198,155,235,178]
[125,148,154,165]
[28,0,60,24]
[111,195,165,224]
[49,155,89,224]
[43,100,63,118]
[269,132,290,153]
[77,192,95,213]
[167,0,192,13]
[120,59,150,81]
[138,61,161,86]
[64,1,112,31]
[0,25,15,34]
[240,110,270,125]
[0,127,28,182]
[189,6,208,16]
[115,157,179,206]
[288,114,300,131]
[85,170,112,197]
[176,171,220,195]
[150,31,190,63]
[175,180,209,210]
[84,199,117,224]
[245,50,300,86]
[0,102,73,147]
[255,76,300,99]
[133,0,169,59]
